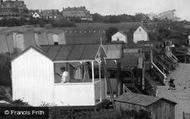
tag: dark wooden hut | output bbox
[115,92,177,119]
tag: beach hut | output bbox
[103,44,123,95]
[0,28,38,53]
[115,92,177,119]
[35,29,66,46]
[111,31,127,43]
[11,44,107,106]
[133,26,149,43]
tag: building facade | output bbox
[62,6,92,21]
[0,0,28,19]
[40,9,62,20]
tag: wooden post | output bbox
[92,61,95,83]
[104,59,116,110]
[117,61,122,96]
[142,62,145,90]
[91,61,96,105]
[99,60,102,102]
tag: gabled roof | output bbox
[115,92,177,107]
[40,44,106,61]
[113,31,127,36]
[12,44,106,62]
[12,46,52,62]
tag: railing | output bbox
[151,62,166,84]
[53,79,105,106]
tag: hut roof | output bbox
[12,44,106,62]
[64,29,106,45]
[40,44,105,61]
[115,92,177,107]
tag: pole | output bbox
[104,58,116,110]
[117,60,122,96]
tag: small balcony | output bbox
[53,60,106,106]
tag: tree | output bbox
[134,13,150,22]
[92,13,104,22]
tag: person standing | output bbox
[60,67,69,83]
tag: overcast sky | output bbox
[24,0,190,21]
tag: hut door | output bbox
[13,33,24,51]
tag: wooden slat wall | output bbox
[147,100,175,119]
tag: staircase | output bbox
[144,71,164,96]
[151,61,166,84]
[122,77,142,94]
[154,57,170,74]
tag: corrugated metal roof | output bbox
[64,29,106,45]
[65,34,106,44]
[40,44,104,61]
[115,92,163,106]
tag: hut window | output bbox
[54,62,93,83]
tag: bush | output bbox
[10,99,30,107]
[121,109,151,119]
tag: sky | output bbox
[23,0,190,21]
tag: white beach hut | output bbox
[111,31,127,43]
[12,44,107,106]
[133,26,149,43]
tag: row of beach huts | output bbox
[0,25,179,119]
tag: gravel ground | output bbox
[156,63,190,119]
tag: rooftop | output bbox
[40,44,105,61]
[115,92,177,106]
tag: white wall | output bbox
[54,83,95,106]
[12,48,54,106]
[34,33,40,46]
[133,26,148,43]
[58,32,66,44]
[112,32,127,43]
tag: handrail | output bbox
[151,61,167,83]
[171,53,178,62]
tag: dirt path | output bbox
[156,63,190,119]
